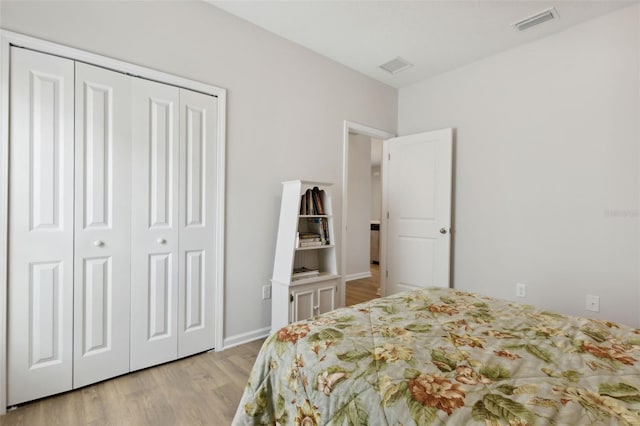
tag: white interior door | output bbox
[384,128,453,295]
[177,89,217,357]
[130,78,180,371]
[73,62,131,387]
[7,48,75,405]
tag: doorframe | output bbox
[341,121,395,308]
[0,30,227,413]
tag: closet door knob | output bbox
[157,238,167,244]
[94,240,104,247]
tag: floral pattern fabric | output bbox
[233,287,640,425]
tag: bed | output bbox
[233,287,640,425]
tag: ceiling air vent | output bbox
[513,7,559,31]
[379,57,413,75]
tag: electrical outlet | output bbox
[586,294,600,312]
[516,283,526,298]
[262,284,271,300]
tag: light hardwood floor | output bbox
[1,268,380,425]
[345,264,380,306]
[0,339,264,426]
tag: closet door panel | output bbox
[130,78,180,371]
[178,89,217,357]
[73,62,131,388]
[148,253,173,337]
[8,48,75,405]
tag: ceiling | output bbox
[209,0,636,88]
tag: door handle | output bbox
[157,238,167,244]
[93,240,104,247]
[439,228,448,235]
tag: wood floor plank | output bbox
[1,271,378,426]
[0,340,264,426]
[345,264,380,306]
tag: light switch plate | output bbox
[262,284,271,300]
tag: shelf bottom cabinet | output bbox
[271,278,339,333]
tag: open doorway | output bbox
[342,124,454,307]
[341,122,394,307]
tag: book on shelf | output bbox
[292,267,320,278]
[299,241,323,248]
[320,218,330,244]
[312,187,325,215]
[307,189,313,214]
[299,190,310,215]
[299,232,321,239]
[297,232,323,247]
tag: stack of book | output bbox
[299,187,326,215]
[292,266,320,279]
[297,232,323,248]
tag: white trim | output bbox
[0,30,10,416]
[381,140,390,298]
[222,327,271,350]
[2,30,225,97]
[637,5,640,330]
[341,121,395,310]
[0,30,227,411]
[345,121,395,139]
[214,90,226,352]
[345,272,372,282]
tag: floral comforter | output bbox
[233,287,640,425]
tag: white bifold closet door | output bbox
[8,46,218,404]
[177,89,217,358]
[130,80,217,371]
[8,50,132,404]
[73,62,131,388]
[130,79,180,370]
[8,47,75,406]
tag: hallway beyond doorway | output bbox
[346,264,379,306]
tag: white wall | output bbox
[371,166,382,222]
[371,138,383,223]
[0,1,397,342]
[346,133,372,279]
[399,5,639,326]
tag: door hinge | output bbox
[388,153,391,160]
[290,294,294,303]
[386,270,389,278]
[387,211,389,219]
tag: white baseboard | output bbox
[345,271,372,282]
[222,326,271,350]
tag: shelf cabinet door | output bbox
[291,288,315,323]
[290,280,337,323]
[316,284,337,315]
